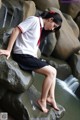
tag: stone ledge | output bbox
[0,55,34,93]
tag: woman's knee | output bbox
[47,65,57,77]
[34,65,57,77]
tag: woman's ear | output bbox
[49,17,54,22]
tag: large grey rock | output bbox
[0,55,34,93]
[2,28,14,49]
[63,13,79,38]
[49,8,80,60]
[2,0,23,28]
[32,0,60,11]
[2,0,23,10]
[0,85,6,100]
[23,1,36,20]
[67,53,80,82]
[59,0,80,18]
[40,30,57,57]
[0,3,8,28]
[0,85,65,120]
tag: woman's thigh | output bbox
[34,65,56,76]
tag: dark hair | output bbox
[40,11,62,32]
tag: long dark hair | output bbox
[37,10,63,50]
[40,10,62,32]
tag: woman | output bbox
[0,11,62,113]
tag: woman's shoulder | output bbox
[26,16,39,22]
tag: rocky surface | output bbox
[0,55,33,93]
[0,0,80,120]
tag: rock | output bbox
[75,85,80,99]
[2,28,14,49]
[0,55,34,93]
[74,12,80,30]
[63,13,79,38]
[49,8,80,60]
[2,0,23,28]
[23,1,36,20]
[0,85,65,120]
[40,29,57,57]
[0,85,6,100]
[0,0,2,8]
[0,3,8,28]
[41,55,72,80]
[32,0,60,11]
[67,53,80,81]
[48,57,72,80]
[59,0,80,18]
[74,12,80,40]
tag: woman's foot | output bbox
[47,97,59,111]
[37,99,49,113]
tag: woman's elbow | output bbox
[12,27,21,35]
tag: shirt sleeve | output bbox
[18,16,37,33]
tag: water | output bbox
[33,73,80,120]
[64,75,79,93]
[56,79,80,120]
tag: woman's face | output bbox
[44,18,59,31]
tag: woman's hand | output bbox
[0,49,10,59]
[0,27,21,60]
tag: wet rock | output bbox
[0,85,65,120]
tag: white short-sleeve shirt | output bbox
[13,16,44,57]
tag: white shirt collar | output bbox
[39,17,44,28]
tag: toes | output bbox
[47,100,59,111]
[53,106,59,111]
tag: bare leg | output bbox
[47,67,59,110]
[47,84,59,111]
[34,65,58,113]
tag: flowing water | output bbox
[33,73,80,120]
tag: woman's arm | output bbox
[7,27,21,53]
[0,27,21,59]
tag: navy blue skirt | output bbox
[12,53,48,73]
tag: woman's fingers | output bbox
[7,55,10,59]
[0,49,4,55]
[0,49,10,59]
